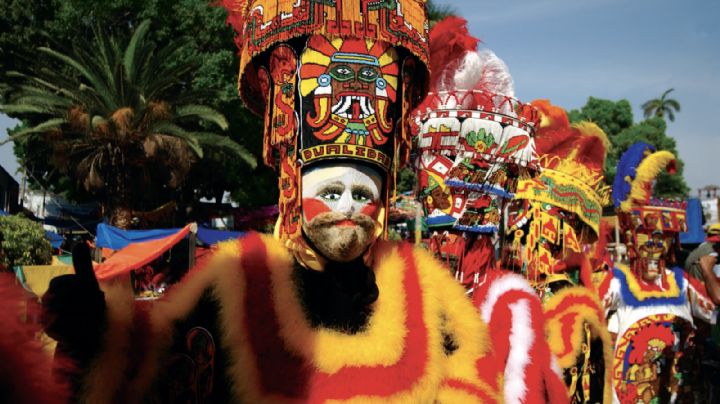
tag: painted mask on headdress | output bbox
[221,0,429,266]
[299,37,398,151]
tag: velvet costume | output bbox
[599,264,714,339]
[46,3,522,402]
[503,101,616,403]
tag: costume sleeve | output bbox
[412,246,502,402]
[474,272,569,404]
[685,273,716,323]
[80,239,243,403]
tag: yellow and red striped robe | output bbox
[80,232,501,402]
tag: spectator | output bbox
[685,223,720,304]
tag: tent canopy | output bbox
[95,223,183,250]
[15,264,73,297]
[95,224,195,281]
[45,230,64,249]
[197,226,244,246]
[96,222,244,250]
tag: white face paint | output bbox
[643,259,660,282]
[301,163,383,263]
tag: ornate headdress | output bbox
[411,17,539,284]
[613,142,686,274]
[509,100,610,281]
[412,17,540,234]
[220,0,430,249]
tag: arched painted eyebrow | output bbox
[319,180,344,189]
[351,184,375,199]
[316,181,345,195]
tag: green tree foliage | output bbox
[569,97,689,198]
[56,0,277,208]
[1,20,256,228]
[642,88,681,122]
[0,0,58,100]
[567,97,633,136]
[427,0,456,26]
[1,0,275,215]
[0,214,52,267]
[397,167,418,194]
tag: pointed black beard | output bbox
[292,257,379,334]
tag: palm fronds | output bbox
[2,19,253,227]
[642,88,680,122]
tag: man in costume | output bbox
[411,17,569,403]
[41,1,504,402]
[506,100,614,403]
[599,142,716,403]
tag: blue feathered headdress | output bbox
[612,142,655,209]
[613,142,677,212]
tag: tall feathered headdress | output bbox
[515,100,610,237]
[411,17,539,286]
[614,142,686,274]
[613,142,677,212]
[412,16,540,235]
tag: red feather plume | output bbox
[428,16,479,92]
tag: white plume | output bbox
[476,48,515,98]
[441,48,515,98]
[452,51,484,92]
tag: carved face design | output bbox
[328,61,380,104]
[643,213,659,230]
[299,36,398,148]
[301,163,383,263]
[428,186,451,211]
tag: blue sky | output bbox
[2,0,719,193]
[433,0,720,194]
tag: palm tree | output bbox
[641,88,681,122]
[1,21,256,228]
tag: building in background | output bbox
[699,185,719,224]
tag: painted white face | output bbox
[643,259,660,282]
[301,163,383,263]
